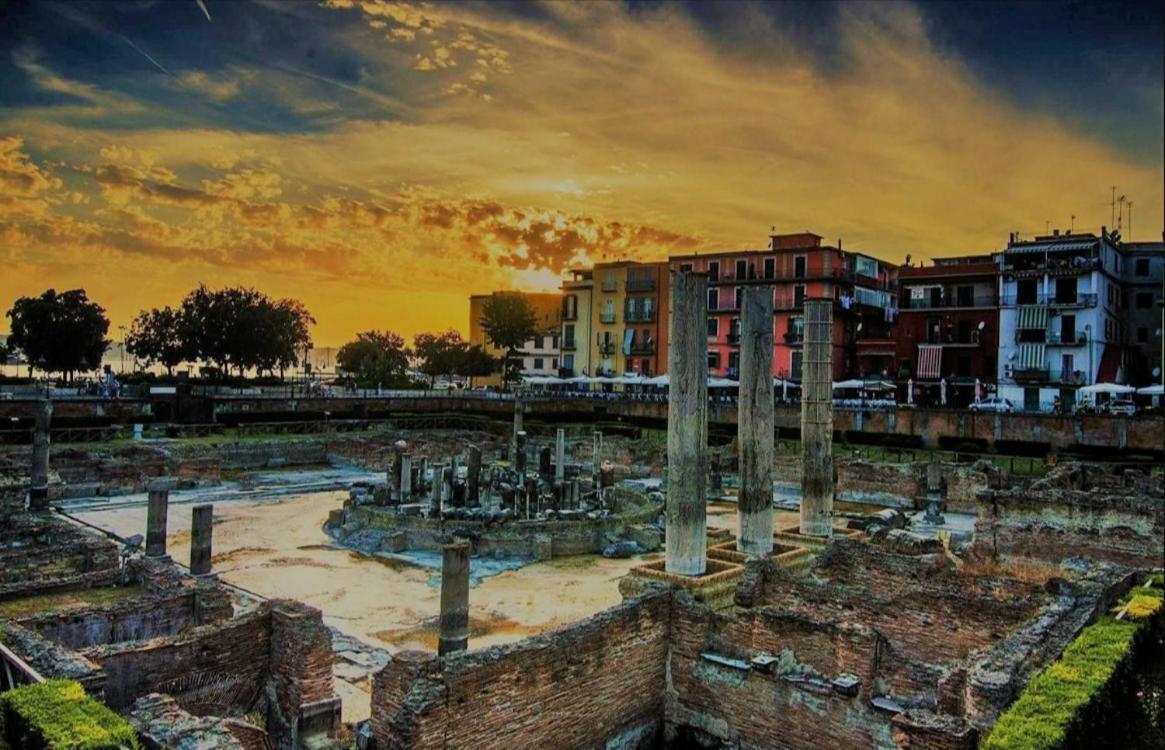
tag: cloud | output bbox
[178,70,245,102]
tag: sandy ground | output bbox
[74,491,656,721]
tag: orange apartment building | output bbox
[669,232,897,381]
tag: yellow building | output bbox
[468,291,562,385]
[559,269,594,376]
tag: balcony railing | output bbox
[1046,332,1087,346]
[899,294,997,310]
[599,312,617,324]
[1000,293,1097,307]
[626,278,656,292]
[624,309,657,323]
[709,300,739,312]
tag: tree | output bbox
[125,306,187,376]
[6,289,110,382]
[457,344,496,387]
[176,285,313,378]
[412,330,468,386]
[479,293,537,388]
[337,330,410,386]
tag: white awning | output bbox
[1078,383,1134,395]
[1016,344,1046,370]
[1017,305,1048,330]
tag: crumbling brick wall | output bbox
[267,600,339,749]
[370,592,671,750]
[0,514,121,597]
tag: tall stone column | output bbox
[555,428,566,484]
[190,504,214,575]
[438,540,470,655]
[466,445,482,506]
[390,440,407,503]
[433,463,446,509]
[738,285,775,555]
[145,483,170,558]
[400,455,413,502]
[800,298,834,537]
[515,430,528,479]
[592,431,603,485]
[29,396,52,512]
[666,270,708,576]
[450,458,461,508]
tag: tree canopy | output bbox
[479,293,538,387]
[127,285,314,378]
[412,330,468,385]
[337,330,410,386]
[5,289,110,381]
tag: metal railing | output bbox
[624,309,657,323]
[599,312,617,324]
[900,294,997,310]
[1000,293,1098,307]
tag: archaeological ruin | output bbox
[0,271,1161,750]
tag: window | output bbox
[735,259,746,279]
[533,358,544,370]
[563,354,574,371]
[728,351,740,374]
[764,258,775,279]
[1138,327,1149,343]
[1023,388,1040,412]
[707,351,720,370]
[794,256,806,278]
[1136,292,1153,309]
[552,358,558,369]
[956,286,974,307]
[1061,354,1073,380]
[927,317,941,344]
[1017,280,1038,305]
[707,287,718,310]
[1055,278,1077,305]
[707,317,718,337]
[680,263,693,272]
[957,320,972,344]
[794,285,805,307]
[790,351,803,378]
[734,287,742,309]
[1136,258,1149,276]
[1018,329,1046,343]
[1061,315,1075,343]
[709,261,720,279]
[564,324,575,348]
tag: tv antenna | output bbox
[1110,185,1117,227]
[1126,201,1132,240]
[1070,214,1075,233]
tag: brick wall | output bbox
[0,514,121,597]
[17,591,205,649]
[268,600,339,749]
[370,592,671,750]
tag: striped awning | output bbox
[1006,240,1096,254]
[1017,305,1048,330]
[917,344,942,379]
[1017,344,1046,370]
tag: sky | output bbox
[1,0,1162,345]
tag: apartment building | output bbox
[582,261,670,377]
[1120,240,1164,386]
[997,229,1124,411]
[896,256,1000,404]
[559,269,593,377]
[468,291,562,385]
[669,232,896,381]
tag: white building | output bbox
[997,229,1125,411]
[518,332,560,377]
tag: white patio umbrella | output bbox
[974,378,982,403]
[907,378,913,405]
[708,377,740,388]
[832,379,866,390]
[940,378,947,406]
[1135,384,1163,396]
[1078,383,1135,395]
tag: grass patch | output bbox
[983,617,1140,750]
[0,679,139,749]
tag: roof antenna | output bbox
[1070,214,1075,233]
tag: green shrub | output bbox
[982,617,1139,750]
[0,679,138,749]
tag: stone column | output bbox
[800,298,834,537]
[512,397,524,462]
[400,455,413,502]
[437,540,470,656]
[515,430,528,479]
[467,445,482,506]
[555,428,566,484]
[539,446,552,479]
[29,397,52,512]
[524,477,538,519]
[450,458,461,508]
[390,440,407,503]
[739,285,775,555]
[592,431,603,485]
[145,483,170,558]
[419,458,429,496]
[190,504,214,575]
[433,463,447,508]
[666,270,708,576]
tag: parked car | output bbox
[969,396,1014,413]
[1106,399,1136,416]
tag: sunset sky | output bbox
[1,0,1162,345]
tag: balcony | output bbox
[1046,332,1087,346]
[1000,293,1097,308]
[726,332,741,346]
[855,337,896,356]
[709,300,739,313]
[626,278,656,292]
[630,341,656,355]
[783,331,804,345]
[599,312,617,324]
[1004,257,1101,279]
[624,309,657,323]
[899,294,997,310]
[1012,367,1050,383]
[597,342,616,357]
